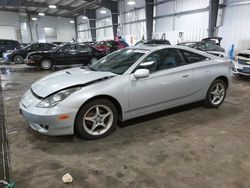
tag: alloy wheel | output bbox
[83,105,114,136]
[210,82,225,105]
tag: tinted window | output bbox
[205,42,216,51]
[0,41,7,45]
[60,44,77,52]
[31,44,40,50]
[196,43,206,51]
[142,48,183,73]
[180,50,208,63]
[43,43,53,50]
[78,44,91,52]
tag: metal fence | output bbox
[0,74,10,187]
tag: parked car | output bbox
[0,39,20,58]
[20,45,231,139]
[26,43,106,70]
[178,39,225,52]
[232,49,250,77]
[3,43,56,64]
[94,40,129,53]
[134,39,171,46]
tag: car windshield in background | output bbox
[51,44,64,52]
[89,49,148,74]
[23,44,32,49]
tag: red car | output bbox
[94,40,129,53]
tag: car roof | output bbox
[0,39,18,42]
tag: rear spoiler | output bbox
[202,37,222,46]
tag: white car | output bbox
[232,50,250,76]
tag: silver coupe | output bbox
[20,45,231,139]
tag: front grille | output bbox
[238,59,248,65]
[238,53,250,59]
[237,69,243,72]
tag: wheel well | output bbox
[80,95,123,121]
[215,76,229,88]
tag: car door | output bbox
[128,48,195,117]
[75,44,91,64]
[54,44,78,65]
[179,49,212,96]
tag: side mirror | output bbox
[140,61,155,67]
[133,69,150,79]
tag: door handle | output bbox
[182,74,190,78]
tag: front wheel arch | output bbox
[215,76,229,89]
[74,95,123,128]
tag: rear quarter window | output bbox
[180,50,208,64]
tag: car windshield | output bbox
[51,44,64,52]
[89,49,148,74]
[23,44,32,49]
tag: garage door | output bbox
[0,26,17,40]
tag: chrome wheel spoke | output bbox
[211,90,217,95]
[95,106,101,116]
[219,88,224,94]
[91,123,98,132]
[212,96,218,103]
[100,112,111,120]
[85,116,95,122]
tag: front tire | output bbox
[13,55,23,64]
[40,58,53,70]
[75,99,118,140]
[205,79,227,108]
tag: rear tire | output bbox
[13,55,23,64]
[40,58,53,70]
[75,99,118,140]
[205,79,227,108]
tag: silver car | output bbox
[20,45,231,139]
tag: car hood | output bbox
[31,68,116,98]
[238,50,250,55]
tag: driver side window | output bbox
[139,48,183,73]
[60,44,77,52]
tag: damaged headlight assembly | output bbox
[36,87,82,108]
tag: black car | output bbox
[178,39,225,52]
[135,39,171,46]
[3,43,56,64]
[26,43,107,70]
[0,39,20,58]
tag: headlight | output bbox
[36,87,81,108]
